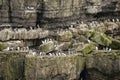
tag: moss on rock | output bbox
[91,32,112,46]
[1,53,24,80]
[56,42,72,51]
[110,39,120,49]
[82,43,95,54]
[0,43,7,51]
[57,31,73,42]
[39,41,55,53]
[25,55,85,80]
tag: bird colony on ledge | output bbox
[0,18,120,57]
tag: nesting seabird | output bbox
[95,46,98,51]
[3,47,10,51]
[116,18,119,22]
[32,51,36,56]
[87,39,91,43]
[112,19,115,22]
[17,47,20,51]
[108,48,112,52]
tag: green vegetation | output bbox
[0,43,7,51]
[110,39,120,49]
[39,42,55,53]
[1,53,24,80]
[91,31,112,46]
[0,0,2,5]
[57,31,73,42]
[82,43,95,54]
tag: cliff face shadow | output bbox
[8,0,12,23]
[79,66,89,80]
[36,0,45,26]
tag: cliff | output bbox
[0,0,120,26]
[0,51,120,80]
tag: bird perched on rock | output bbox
[17,47,20,51]
[108,48,112,53]
[26,46,29,50]
[32,51,36,56]
[112,19,115,22]
[37,24,40,28]
[62,53,66,56]
[105,47,108,52]
[87,39,91,43]
[44,39,47,43]
[49,53,52,56]
[95,46,98,51]
[116,18,119,22]
[42,40,45,44]
[107,19,110,22]
[27,6,34,10]
[39,52,42,56]
[3,47,10,52]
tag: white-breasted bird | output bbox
[81,21,84,24]
[32,51,36,56]
[116,18,119,22]
[112,19,115,22]
[87,39,91,43]
[49,53,52,56]
[17,47,20,51]
[105,47,108,52]
[3,47,10,51]
[44,39,47,43]
[39,52,42,55]
[108,48,112,52]
[95,46,98,51]
[26,46,29,50]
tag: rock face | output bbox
[86,51,120,80]
[0,53,85,80]
[25,55,85,80]
[1,51,120,80]
[0,0,120,26]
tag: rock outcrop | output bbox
[0,0,120,26]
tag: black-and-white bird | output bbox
[49,53,52,56]
[42,40,45,44]
[17,47,20,51]
[26,46,29,50]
